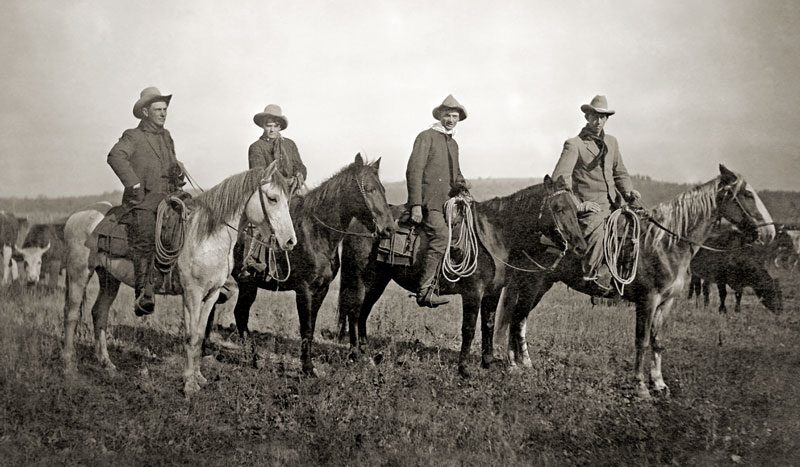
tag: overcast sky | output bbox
[2,0,799,197]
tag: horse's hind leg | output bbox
[355,275,391,352]
[634,299,658,399]
[92,267,121,374]
[63,263,92,374]
[511,279,552,368]
[649,297,673,395]
[183,286,220,396]
[458,290,483,377]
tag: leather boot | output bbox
[133,255,155,316]
[416,251,449,308]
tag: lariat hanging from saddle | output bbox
[441,194,478,281]
[153,195,190,286]
[602,205,642,295]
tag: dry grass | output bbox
[1,267,799,466]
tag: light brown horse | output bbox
[496,165,775,399]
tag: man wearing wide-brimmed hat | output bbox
[249,104,307,183]
[406,94,471,307]
[552,95,641,292]
[238,104,308,279]
[108,86,187,316]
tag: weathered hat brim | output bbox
[432,105,468,121]
[580,104,615,115]
[133,95,172,119]
[253,113,288,130]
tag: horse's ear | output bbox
[719,164,737,185]
[354,153,364,167]
[372,157,381,170]
[543,174,553,189]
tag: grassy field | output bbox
[1,263,798,467]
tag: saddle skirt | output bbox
[87,196,190,294]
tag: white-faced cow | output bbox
[0,212,29,284]
[688,227,791,314]
[16,222,66,286]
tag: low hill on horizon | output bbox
[2,175,798,226]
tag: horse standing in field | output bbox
[337,175,588,376]
[63,162,296,395]
[15,222,66,286]
[214,155,396,376]
[496,165,776,399]
[688,225,785,314]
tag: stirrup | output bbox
[416,288,449,308]
[134,294,155,317]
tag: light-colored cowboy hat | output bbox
[580,95,615,115]
[132,87,172,119]
[253,104,288,129]
[432,94,468,121]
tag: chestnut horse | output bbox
[496,165,775,399]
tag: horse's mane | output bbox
[294,159,378,215]
[478,183,547,221]
[192,166,289,237]
[642,176,719,248]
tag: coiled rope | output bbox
[442,196,479,282]
[154,196,189,273]
[602,206,640,295]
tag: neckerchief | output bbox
[430,121,456,136]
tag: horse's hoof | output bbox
[635,383,652,400]
[184,380,201,398]
[481,354,497,369]
[371,353,384,366]
[521,358,533,369]
[102,361,118,377]
[195,372,208,387]
[458,364,471,379]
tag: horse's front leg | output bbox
[634,300,656,399]
[649,297,673,395]
[479,291,501,369]
[458,291,482,378]
[183,285,216,396]
[296,284,329,376]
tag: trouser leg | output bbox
[416,209,449,307]
[128,208,157,315]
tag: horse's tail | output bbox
[493,287,510,355]
[335,241,348,342]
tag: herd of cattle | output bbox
[1,210,799,313]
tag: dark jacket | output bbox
[406,128,465,212]
[107,120,180,205]
[248,136,307,179]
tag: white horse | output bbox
[62,162,296,395]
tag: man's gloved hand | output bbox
[578,201,601,213]
[410,205,423,224]
[168,163,187,188]
[624,189,641,203]
[130,184,145,205]
[448,182,470,199]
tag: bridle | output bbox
[717,177,773,230]
[311,171,381,238]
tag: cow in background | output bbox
[0,212,29,284]
[688,226,793,314]
[16,222,66,286]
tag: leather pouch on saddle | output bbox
[377,212,419,267]
[92,206,132,258]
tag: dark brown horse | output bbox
[496,165,776,399]
[689,224,785,314]
[213,154,396,376]
[336,175,587,376]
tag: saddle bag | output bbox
[376,224,419,267]
[94,209,131,258]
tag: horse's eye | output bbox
[268,196,278,204]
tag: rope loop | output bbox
[442,196,479,282]
[602,206,641,295]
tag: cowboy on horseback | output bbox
[406,95,472,307]
[107,87,187,316]
[239,104,308,278]
[552,95,641,292]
